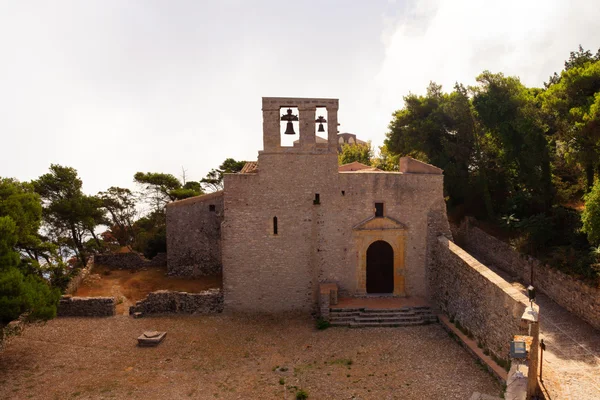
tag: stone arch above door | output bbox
[353,216,407,296]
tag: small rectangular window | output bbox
[273,216,278,235]
[341,190,345,196]
[375,203,384,217]
[313,193,320,205]
[209,204,216,212]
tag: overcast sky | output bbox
[1,0,599,195]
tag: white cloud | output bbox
[376,0,600,113]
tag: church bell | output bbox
[284,121,295,135]
[316,115,327,132]
[281,108,299,135]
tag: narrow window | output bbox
[273,216,278,235]
[313,193,320,205]
[209,204,216,212]
[375,203,384,217]
[341,190,345,196]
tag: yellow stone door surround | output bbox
[353,216,407,296]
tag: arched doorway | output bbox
[366,240,394,294]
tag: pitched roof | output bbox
[240,161,258,174]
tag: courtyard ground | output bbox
[0,314,502,400]
[74,265,221,314]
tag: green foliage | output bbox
[542,59,600,190]
[385,82,478,210]
[201,158,246,192]
[372,144,400,171]
[582,179,600,245]
[99,187,138,247]
[295,389,309,400]
[134,172,202,210]
[34,165,105,266]
[338,142,373,166]
[131,210,167,259]
[0,179,60,323]
[315,317,330,330]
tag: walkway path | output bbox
[469,254,600,399]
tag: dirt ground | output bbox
[74,265,221,314]
[0,315,502,400]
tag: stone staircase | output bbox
[329,306,438,328]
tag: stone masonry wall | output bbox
[223,158,448,312]
[167,191,224,276]
[460,218,600,331]
[94,252,166,269]
[57,295,115,317]
[129,289,223,315]
[430,236,531,362]
[65,257,95,295]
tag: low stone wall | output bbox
[430,236,532,364]
[65,258,95,295]
[94,252,167,269]
[57,295,116,317]
[129,289,223,315]
[460,218,600,332]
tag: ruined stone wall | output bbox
[461,219,600,331]
[65,258,95,295]
[94,252,166,269]
[57,295,115,317]
[430,236,530,362]
[167,191,223,276]
[222,152,449,312]
[129,289,223,315]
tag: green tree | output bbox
[542,60,600,191]
[582,180,600,245]
[372,144,400,171]
[385,82,477,210]
[0,179,60,323]
[472,71,553,215]
[134,172,202,211]
[201,158,246,192]
[338,142,373,166]
[99,187,138,248]
[34,165,105,267]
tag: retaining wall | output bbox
[129,289,223,315]
[65,258,95,295]
[430,236,533,363]
[459,218,600,332]
[57,295,116,317]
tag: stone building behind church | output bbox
[167,97,451,312]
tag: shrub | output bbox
[0,267,60,323]
[296,389,309,399]
[582,180,600,245]
[316,317,330,330]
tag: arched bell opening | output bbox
[366,240,394,294]
[315,106,328,136]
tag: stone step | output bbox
[354,316,422,323]
[348,321,426,328]
[330,314,438,327]
[330,313,435,320]
[330,311,419,318]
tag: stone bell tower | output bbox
[260,97,339,154]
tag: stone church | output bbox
[167,97,451,312]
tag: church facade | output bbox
[166,97,451,312]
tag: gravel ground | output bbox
[0,314,502,400]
